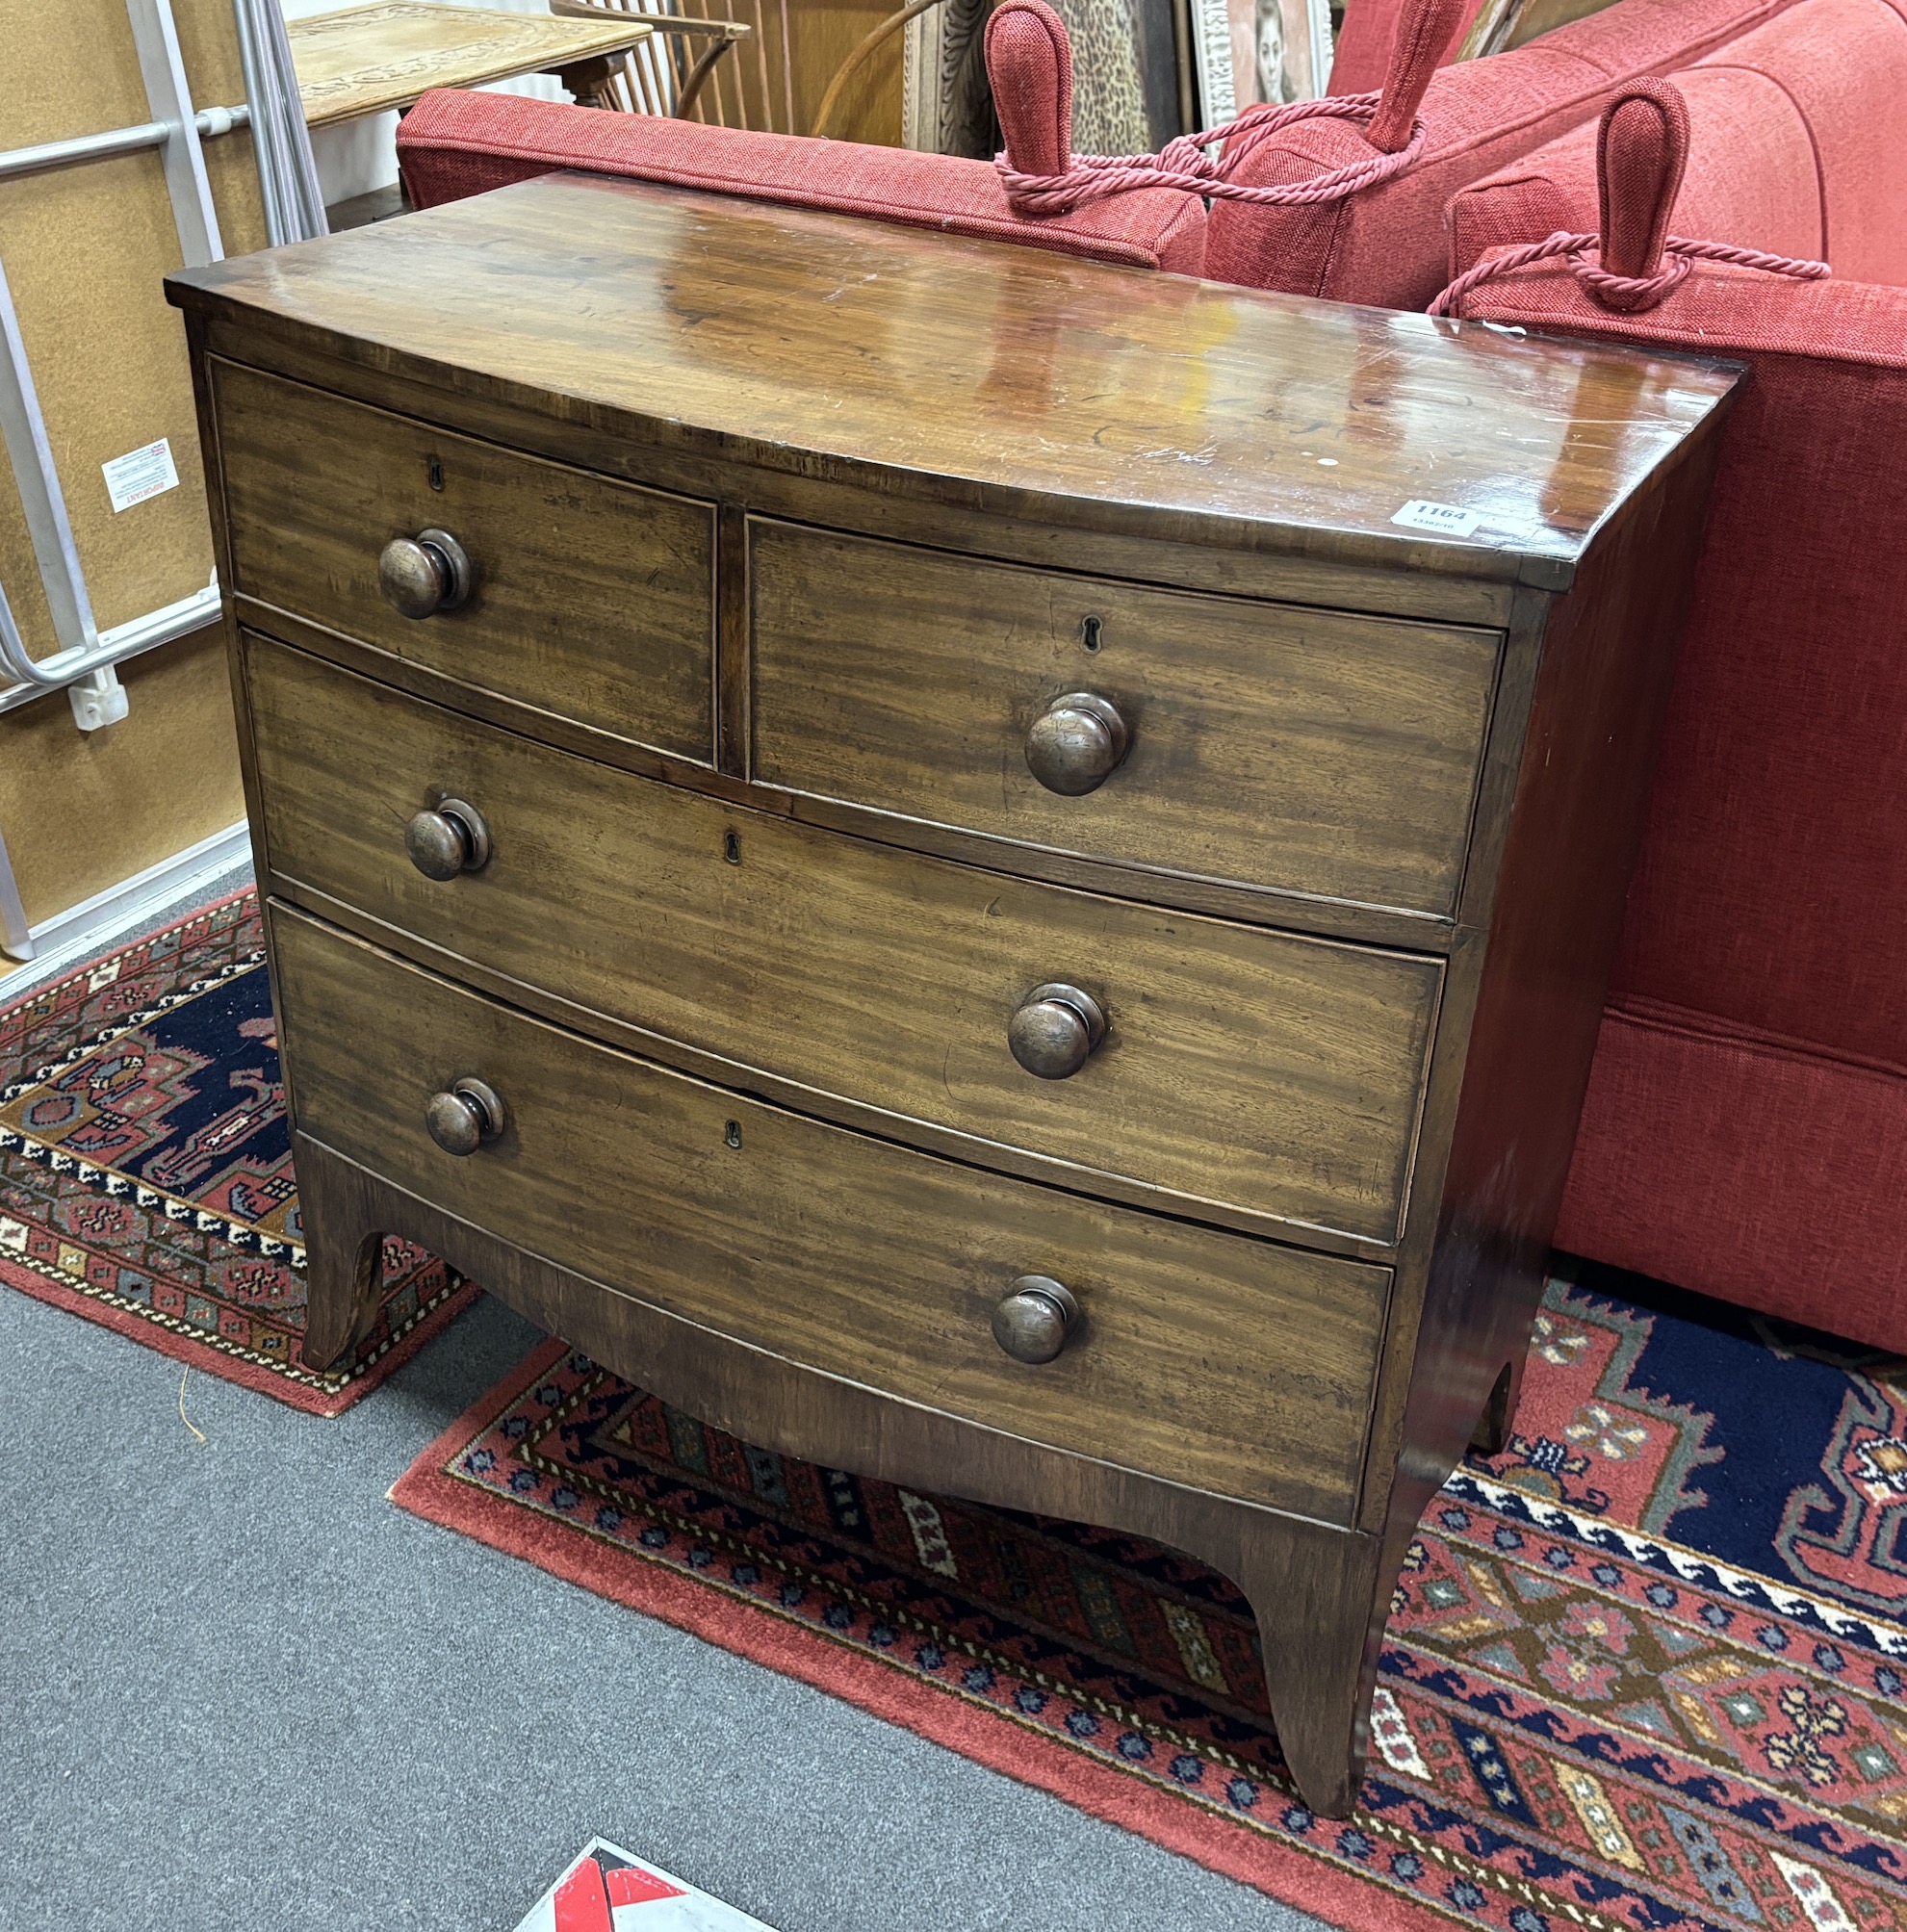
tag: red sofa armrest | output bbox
[1447,87,1907,1347]
[1201,0,1801,307]
[1448,0,1907,282]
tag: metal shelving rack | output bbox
[0,0,322,959]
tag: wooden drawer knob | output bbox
[992,1275,1080,1364]
[405,798,491,881]
[1025,691,1128,795]
[425,1077,505,1156]
[378,528,473,618]
[1008,982,1106,1079]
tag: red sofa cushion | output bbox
[1201,0,1799,307]
[1559,1007,1907,1350]
[396,89,1206,275]
[1450,0,1907,282]
[1445,98,1907,1348]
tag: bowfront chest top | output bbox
[168,173,1737,1817]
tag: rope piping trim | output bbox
[995,90,1427,217]
[1430,228,1830,317]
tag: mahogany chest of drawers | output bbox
[168,174,1736,1816]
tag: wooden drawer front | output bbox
[213,359,715,760]
[273,907,1390,1521]
[749,521,1502,919]
[247,636,1440,1244]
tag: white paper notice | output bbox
[512,1839,780,1932]
[1390,499,1482,538]
[101,438,180,513]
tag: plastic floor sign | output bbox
[512,1839,781,1932]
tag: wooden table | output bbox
[289,1,654,127]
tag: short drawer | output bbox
[272,906,1390,1522]
[245,634,1440,1244]
[749,520,1502,919]
[213,359,714,760]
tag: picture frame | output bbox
[1454,0,1620,60]
[1194,0,1332,121]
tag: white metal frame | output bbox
[0,0,322,734]
[0,824,30,960]
[0,258,225,731]
[0,0,317,965]
[233,0,328,245]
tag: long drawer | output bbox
[272,905,1391,1521]
[748,519,1503,920]
[246,634,1440,1244]
[214,359,715,760]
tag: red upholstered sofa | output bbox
[1330,0,1483,94]
[1437,15,1907,1351]
[1448,0,1907,281]
[396,15,1206,273]
[400,0,1796,312]
[1200,0,1799,304]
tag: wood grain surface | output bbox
[168,173,1738,584]
[751,519,1502,920]
[181,174,1742,1816]
[288,1,653,124]
[213,358,716,761]
[274,904,1393,1522]
[245,633,1440,1243]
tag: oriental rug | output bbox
[396,1269,1907,1932]
[0,889,476,1413]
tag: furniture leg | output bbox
[553,52,623,108]
[1468,1352,1525,1455]
[1232,1519,1390,1818]
[296,1135,390,1373]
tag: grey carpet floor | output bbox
[0,1282,1337,1932]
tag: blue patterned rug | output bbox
[399,1263,1907,1931]
[0,891,475,1411]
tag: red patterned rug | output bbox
[0,889,476,1413]
[397,1270,1907,1931]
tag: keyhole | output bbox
[427,456,445,492]
[724,1120,742,1148]
[723,831,740,864]
[1080,615,1103,653]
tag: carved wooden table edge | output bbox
[288,2,656,127]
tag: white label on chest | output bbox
[1391,499,1482,538]
[101,437,180,512]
